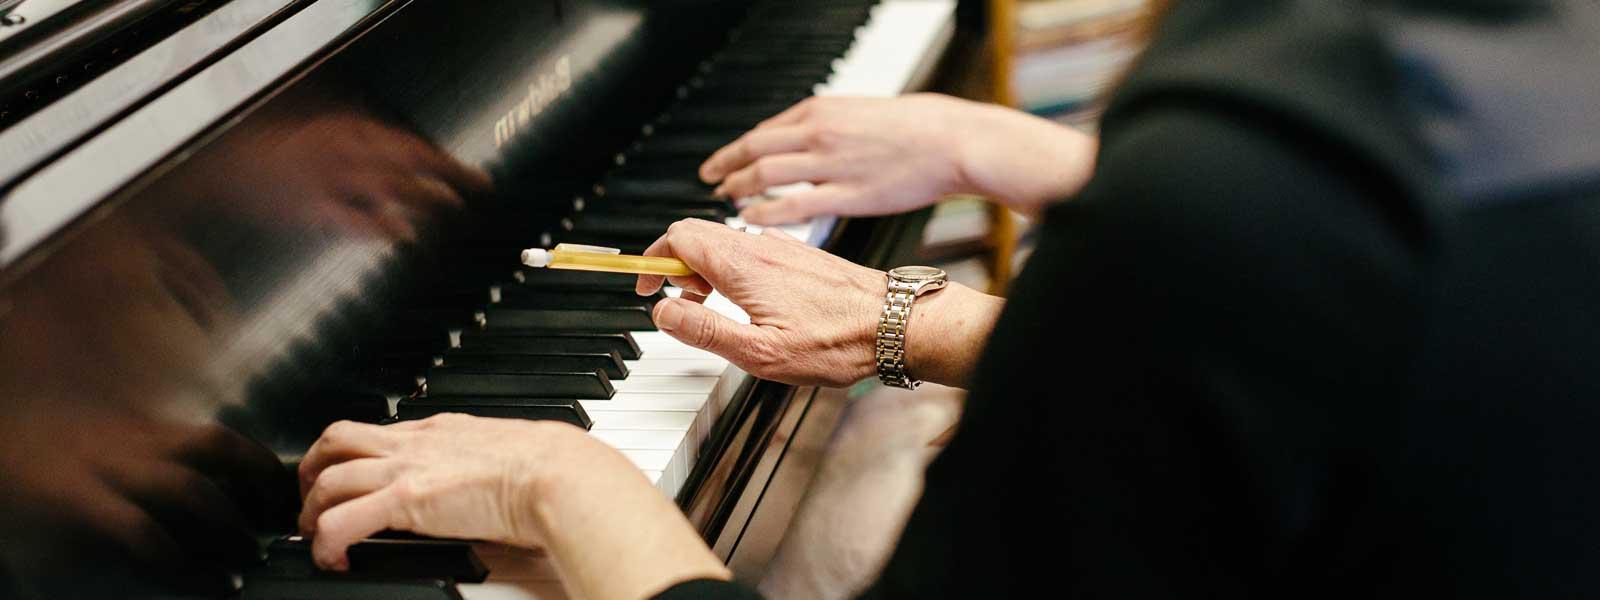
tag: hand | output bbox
[297,415,730,600]
[636,220,884,387]
[296,416,586,567]
[699,93,1098,225]
[638,219,1007,388]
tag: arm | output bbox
[633,219,1002,388]
[699,94,1096,225]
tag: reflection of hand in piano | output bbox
[179,99,492,241]
[700,94,1098,224]
[0,404,292,595]
[635,219,885,387]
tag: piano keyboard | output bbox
[453,0,955,598]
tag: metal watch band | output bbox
[876,279,920,389]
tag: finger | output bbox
[761,227,801,244]
[638,226,720,295]
[755,97,814,129]
[714,154,828,200]
[665,275,713,296]
[679,290,709,305]
[312,486,408,571]
[651,298,772,367]
[636,237,669,296]
[739,185,855,226]
[300,458,395,535]
[299,421,401,499]
[700,125,812,184]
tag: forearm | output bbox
[957,104,1099,218]
[524,435,730,600]
[905,283,1005,388]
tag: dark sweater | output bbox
[662,0,1600,597]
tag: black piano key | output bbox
[242,577,463,600]
[578,199,732,221]
[547,234,649,256]
[608,157,705,177]
[300,390,395,424]
[346,363,427,396]
[707,53,834,69]
[261,537,489,584]
[658,103,800,127]
[512,266,639,291]
[457,330,643,360]
[483,306,656,332]
[564,211,718,239]
[598,177,713,199]
[352,329,453,357]
[494,287,662,312]
[583,191,733,211]
[630,131,744,159]
[442,350,629,380]
[397,396,593,430]
[424,367,614,399]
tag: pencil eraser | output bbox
[520,248,552,268]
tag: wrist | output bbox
[509,421,606,547]
[903,283,1003,388]
[956,105,1098,216]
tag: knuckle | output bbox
[317,463,349,488]
[750,160,772,186]
[691,312,719,349]
[390,476,422,504]
[743,335,783,374]
[321,421,354,445]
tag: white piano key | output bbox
[591,429,691,451]
[609,375,719,395]
[631,331,722,358]
[618,449,677,471]
[588,410,698,430]
[623,357,728,376]
[460,581,567,600]
[579,393,708,412]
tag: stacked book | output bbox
[1009,0,1148,129]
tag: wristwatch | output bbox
[876,266,948,389]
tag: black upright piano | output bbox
[0,0,952,597]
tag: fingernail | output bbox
[712,186,726,198]
[654,299,685,332]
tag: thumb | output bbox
[652,298,766,363]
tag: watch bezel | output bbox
[888,265,946,283]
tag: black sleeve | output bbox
[652,579,765,600]
[862,102,1421,599]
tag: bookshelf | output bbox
[915,1,1148,294]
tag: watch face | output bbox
[890,266,946,282]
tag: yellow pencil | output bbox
[520,243,695,277]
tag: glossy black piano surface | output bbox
[0,0,933,597]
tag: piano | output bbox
[0,0,954,597]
